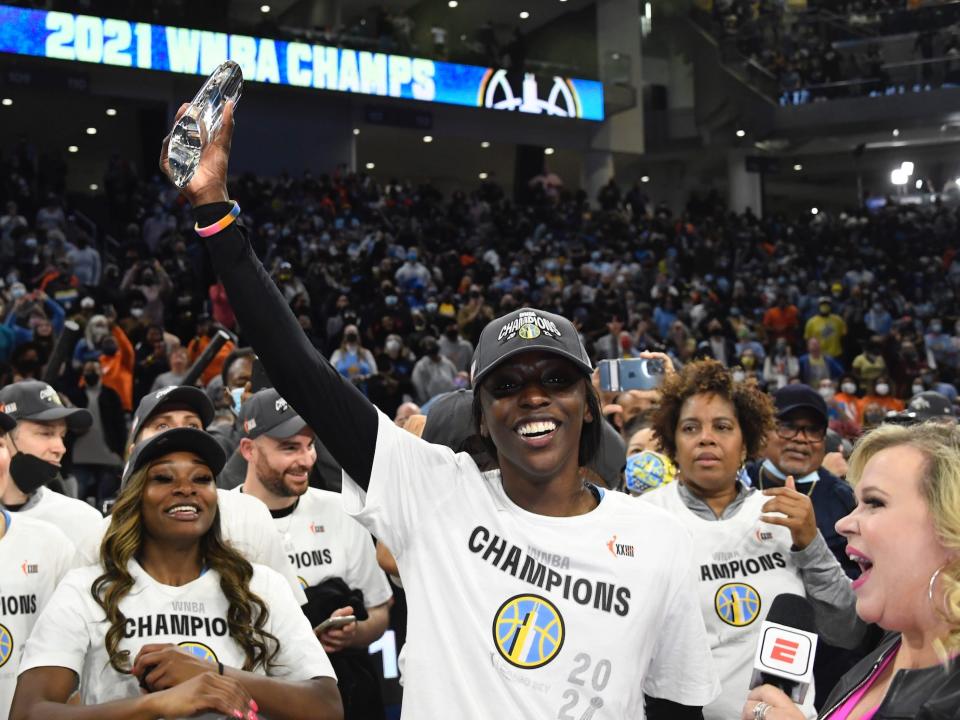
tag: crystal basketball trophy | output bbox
[167,60,243,188]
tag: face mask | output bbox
[83,372,100,387]
[819,305,830,315]
[344,333,358,344]
[425,303,438,314]
[9,451,61,495]
[385,295,398,307]
[445,331,458,341]
[11,287,25,299]
[841,382,856,395]
[740,356,755,369]
[130,308,144,319]
[875,383,890,396]
[732,370,746,383]
[230,387,244,415]
[818,387,834,401]
[385,339,401,355]
[931,323,942,334]
[912,384,924,395]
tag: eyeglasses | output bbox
[775,421,827,442]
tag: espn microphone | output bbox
[748,593,818,704]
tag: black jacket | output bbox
[819,633,960,719]
[64,383,127,458]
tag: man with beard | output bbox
[236,388,392,719]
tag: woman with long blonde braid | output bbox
[10,427,342,720]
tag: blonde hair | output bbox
[847,422,960,654]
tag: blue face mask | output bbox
[230,387,244,415]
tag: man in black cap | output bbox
[72,385,306,604]
[0,408,77,717]
[0,380,101,538]
[237,388,392,720]
[748,383,857,575]
[888,390,957,425]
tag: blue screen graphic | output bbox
[0,5,604,121]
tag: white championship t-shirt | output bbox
[241,486,393,608]
[19,561,334,719]
[642,481,816,720]
[341,412,720,719]
[0,511,76,718]
[16,486,102,541]
[73,489,307,605]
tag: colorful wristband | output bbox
[195,201,240,237]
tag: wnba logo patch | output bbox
[492,594,564,669]
[178,641,218,663]
[715,583,761,627]
[0,623,12,668]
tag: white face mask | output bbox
[818,387,834,400]
[911,384,924,395]
[841,382,856,395]
[732,370,746,383]
[875,383,890,396]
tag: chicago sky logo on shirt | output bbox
[0,623,12,668]
[492,594,565,669]
[714,582,762,627]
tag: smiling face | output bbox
[248,430,317,498]
[837,445,953,632]
[11,419,68,465]
[674,393,745,493]
[479,351,592,484]
[140,451,217,545]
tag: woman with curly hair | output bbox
[643,360,862,720]
[745,422,960,720]
[10,427,342,720]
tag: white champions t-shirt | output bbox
[73,489,307,605]
[642,482,816,720]
[0,511,76,718]
[17,486,102,541]
[341,412,720,719]
[19,561,334,719]
[240,487,393,608]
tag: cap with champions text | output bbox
[470,307,592,387]
[122,427,226,486]
[241,388,308,439]
[0,380,92,432]
[131,385,215,440]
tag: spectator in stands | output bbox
[456,286,495,346]
[594,313,626,361]
[762,293,800,345]
[5,289,65,350]
[120,259,172,328]
[799,337,845,386]
[645,359,862,720]
[805,296,847,360]
[438,321,473,373]
[209,281,236,332]
[411,336,458,404]
[852,336,887,385]
[186,315,235,387]
[98,318,135,412]
[330,324,378,396]
[864,298,893,336]
[858,374,903,427]
[65,358,125,506]
[12,427,342,719]
[763,337,799,390]
[66,234,101,288]
[151,345,189,392]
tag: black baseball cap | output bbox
[423,389,477,452]
[122,427,226,486]
[0,380,92,431]
[773,384,828,426]
[241,388,308,439]
[470,307,592,387]
[131,386,215,440]
[0,412,14,432]
[899,391,956,423]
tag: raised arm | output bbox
[160,102,378,489]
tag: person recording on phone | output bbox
[10,427,342,720]
[162,100,720,719]
[642,360,864,720]
[236,388,392,720]
[744,422,960,720]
